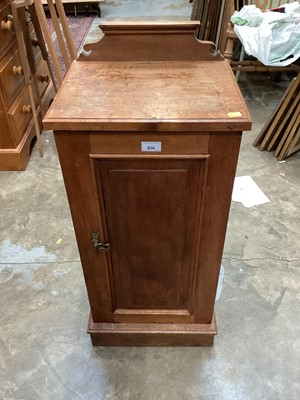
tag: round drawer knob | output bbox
[22,105,32,114]
[1,19,13,33]
[31,37,39,47]
[13,65,23,76]
[39,74,49,83]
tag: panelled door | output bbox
[93,157,208,323]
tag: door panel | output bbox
[94,158,207,320]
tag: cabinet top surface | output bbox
[44,60,252,132]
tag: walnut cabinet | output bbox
[44,22,252,346]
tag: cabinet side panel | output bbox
[54,132,113,322]
[194,132,242,323]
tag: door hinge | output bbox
[92,232,111,252]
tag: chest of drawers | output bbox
[0,0,54,170]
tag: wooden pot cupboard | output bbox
[0,0,54,170]
[44,21,252,346]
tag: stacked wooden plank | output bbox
[191,0,226,48]
[253,73,300,161]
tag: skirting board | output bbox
[88,313,217,346]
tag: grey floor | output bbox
[1,1,300,399]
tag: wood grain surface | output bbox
[94,158,206,314]
[44,60,251,132]
[0,117,36,169]
[0,0,15,55]
[79,21,221,63]
[88,313,217,346]
[7,85,35,145]
[0,44,24,108]
[90,132,209,154]
[54,132,114,322]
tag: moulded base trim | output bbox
[87,313,217,346]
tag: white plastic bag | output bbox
[230,2,300,66]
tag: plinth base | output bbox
[88,314,217,346]
[0,119,36,171]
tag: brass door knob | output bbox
[1,20,13,33]
[22,105,32,114]
[39,74,49,83]
[13,65,23,76]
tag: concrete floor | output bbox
[99,0,193,20]
[1,1,300,399]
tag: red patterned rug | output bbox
[47,15,95,77]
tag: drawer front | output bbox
[0,1,15,55]
[36,59,50,97]
[7,85,36,145]
[90,133,209,155]
[0,44,24,107]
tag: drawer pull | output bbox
[22,105,32,114]
[1,19,13,33]
[39,74,49,83]
[31,37,39,47]
[13,65,23,76]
